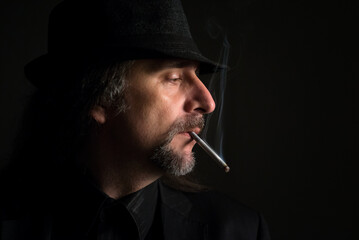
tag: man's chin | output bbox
[149,144,196,176]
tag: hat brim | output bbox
[25,47,227,89]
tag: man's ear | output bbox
[90,105,107,124]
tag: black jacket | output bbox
[0,179,270,240]
[159,182,271,240]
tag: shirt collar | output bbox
[84,178,159,240]
[120,180,159,240]
[50,169,159,240]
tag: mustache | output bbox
[163,115,205,146]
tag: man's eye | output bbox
[164,73,182,85]
[166,77,182,84]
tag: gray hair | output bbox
[60,60,136,156]
[81,60,135,115]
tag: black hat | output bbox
[25,0,224,89]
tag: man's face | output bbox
[107,59,215,175]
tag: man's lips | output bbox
[179,128,201,138]
[179,132,192,138]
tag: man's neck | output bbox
[79,135,163,199]
[89,157,162,199]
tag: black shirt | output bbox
[50,177,163,240]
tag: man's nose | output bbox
[184,75,216,114]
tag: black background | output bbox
[0,0,358,239]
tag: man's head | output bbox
[21,0,222,180]
[89,59,215,176]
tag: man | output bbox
[0,0,270,239]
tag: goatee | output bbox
[150,115,204,176]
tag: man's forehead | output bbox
[139,59,200,72]
[159,59,200,68]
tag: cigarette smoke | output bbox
[201,19,230,161]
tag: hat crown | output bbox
[48,0,195,56]
[25,0,223,88]
[105,0,192,36]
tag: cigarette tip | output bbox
[224,166,230,173]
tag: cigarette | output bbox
[189,131,230,173]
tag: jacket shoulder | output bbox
[160,182,271,240]
[185,190,259,224]
[186,190,270,240]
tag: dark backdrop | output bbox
[0,0,358,239]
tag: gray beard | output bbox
[149,115,204,176]
[150,143,196,176]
